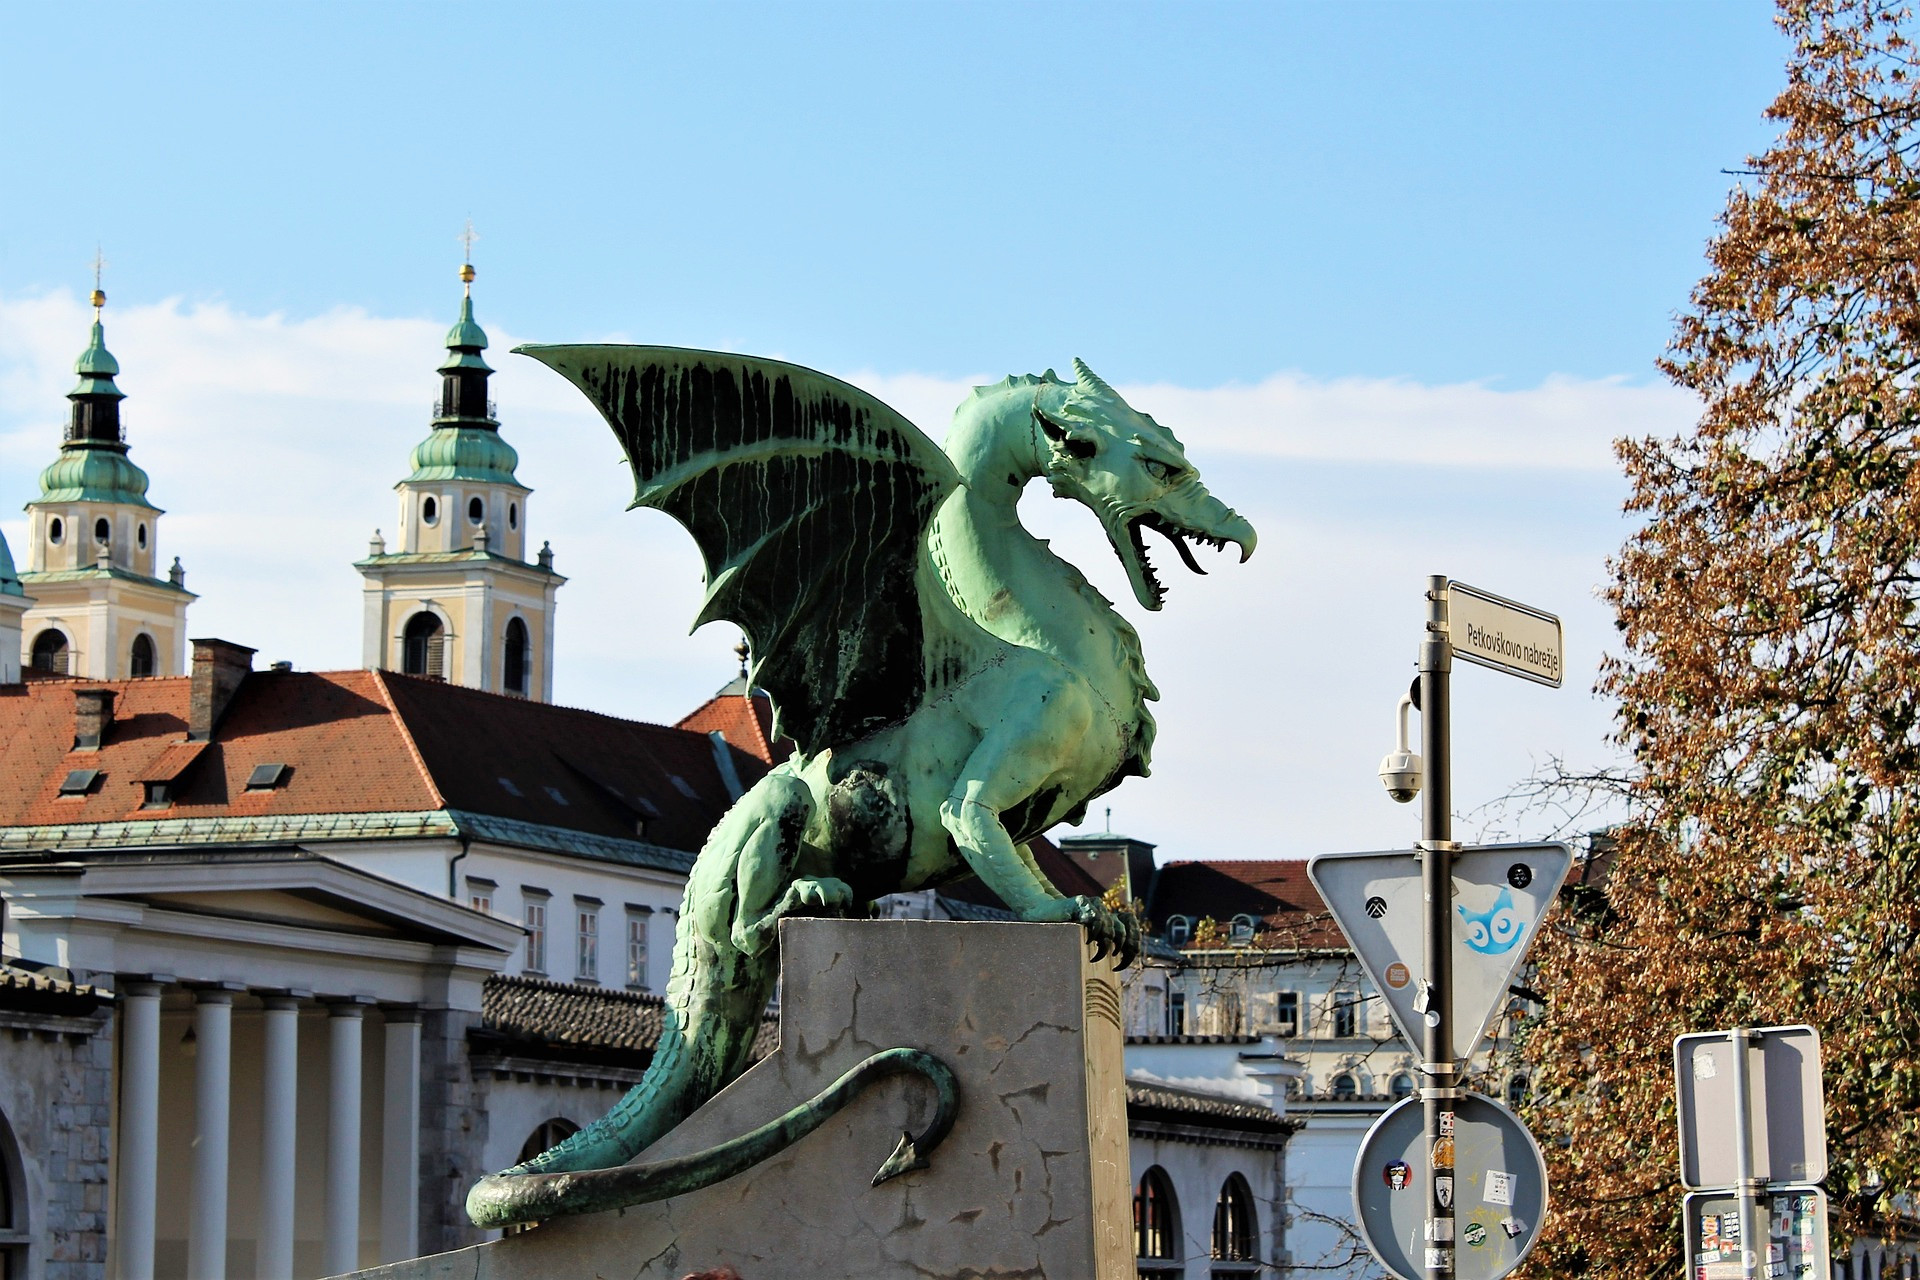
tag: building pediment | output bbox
[0,849,523,959]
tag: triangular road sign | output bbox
[1307,842,1572,1062]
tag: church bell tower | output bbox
[356,254,564,699]
[18,281,194,678]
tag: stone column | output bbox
[257,997,300,1280]
[380,1008,423,1262]
[116,981,162,1280]
[187,990,234,1280]
[324,1002,366,1276]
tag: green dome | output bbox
[70,319,125,399]
[438,295,492,374]
[36,446,152,505]
[404,425,521,486]
[0,529,23,597]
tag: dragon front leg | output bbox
[939,697,1138,968]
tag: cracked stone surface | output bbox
[342,919,1132,1280]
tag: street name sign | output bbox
[1684,1186,1830,1280]
[1675,1026,1827,1190]
[1448,581,1563,688]
[1353,1093,1549,1280]
[1308,842,1573,1062]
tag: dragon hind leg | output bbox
[486,773,825,1184]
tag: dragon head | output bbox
[1033,359,1257,611]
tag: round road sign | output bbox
[1351,1092,1548,1280]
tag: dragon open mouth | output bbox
[1124,514,1238,610]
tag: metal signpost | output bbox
[1317,576,1564,1280]
[1674,1027,1830,1280]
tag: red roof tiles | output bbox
[0,668,764,853]
[676,687,792,766]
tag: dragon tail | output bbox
[465,1046,959,1228]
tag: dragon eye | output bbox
[1141,458,1181,484]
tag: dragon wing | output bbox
[517,344,977,756]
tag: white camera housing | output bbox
[1379,689,1422,803]
[1378,748,1423,804]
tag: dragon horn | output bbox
[1072,358,1117,400]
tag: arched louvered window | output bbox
[1211,1172,1257,1265]
[129,634,156,678]
[403,612,445,679]
[1134,1165,1180,1277]
[503,616,530,696]
[30,629,69,675]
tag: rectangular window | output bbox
[466,877,496,915]
[576,901,600,983]
[1332,991,1357,1039]
[1274,991,1300,1037]
[626,912,650,990]
[1168,990,1186,1037]
[523,893,548,974]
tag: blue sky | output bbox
[3,3,1781,382]
[0,3,1788,858]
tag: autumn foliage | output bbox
[1519,2,1920,1273]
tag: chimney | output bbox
[189,639,256,741]
[73,689,117,750]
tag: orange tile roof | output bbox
[0,668,765,854]
[676,687,792,766]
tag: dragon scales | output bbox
[466,351,1256,1227]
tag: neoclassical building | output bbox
[17,289,194,681]
[356,266,563,701]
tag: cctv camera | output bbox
[1379,688,1421,803]
[1379,748,1423,804]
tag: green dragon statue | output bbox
[466,349,1255,1228]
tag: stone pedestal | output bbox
[345,918,1132,1279]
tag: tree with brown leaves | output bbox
[1518,2,1920,1274]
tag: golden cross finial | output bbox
[90,246,107,311]
[459,219,478,293]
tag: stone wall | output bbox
[0,1004,114,1280]
[418,1007,490,1256]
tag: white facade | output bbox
[0,853,523,1278]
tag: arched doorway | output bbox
[402,612,445,679]
[29,629,69,675]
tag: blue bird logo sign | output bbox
[1457,887,1525,955]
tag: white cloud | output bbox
[0,290,1653,859]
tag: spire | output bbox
[69,278,126,437]
[36,270,152,506]
[403,235,520,487]
[435,233,496,425]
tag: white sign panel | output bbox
[1308,843,1573,1061]
[1675,1026,1827,1190]
[1449,581,1563,688]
